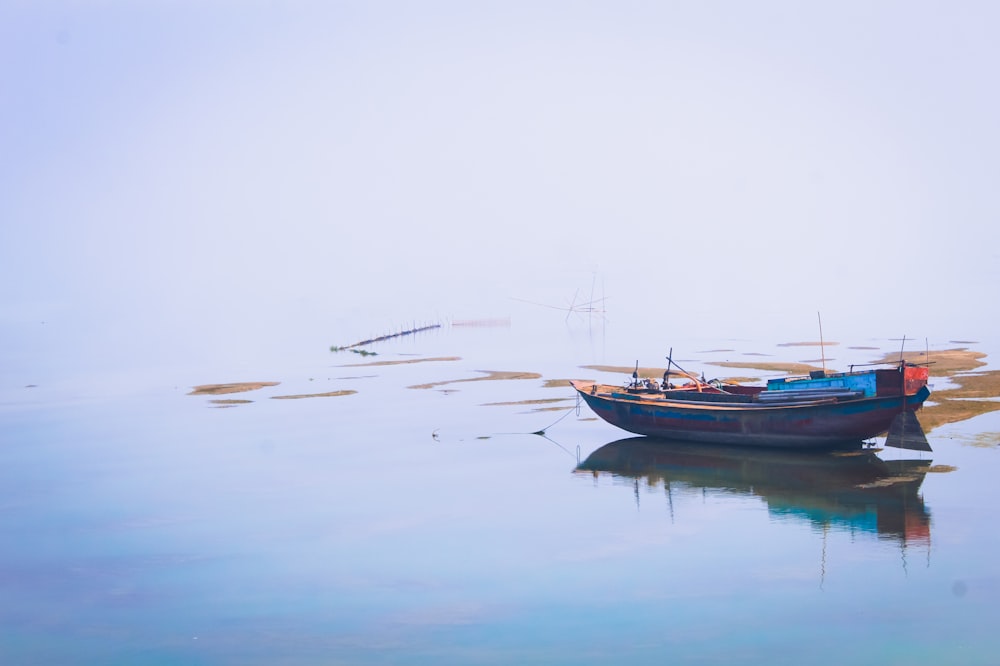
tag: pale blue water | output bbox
[5,2,1000,661]
[2,309,998,665]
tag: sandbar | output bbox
[409,370,542,390]
[704,360,823,375]
[481,397,572,407]
[189,382,279,396]
[272,390,357,400]
[873,348,985,375]
[339,356,461,368]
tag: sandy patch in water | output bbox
[581,363,764,384]
[338,356,461,367]
[582,364,690,377]
[543,378,590,388]
[873,348,986,375]
[481,397,572,407]
[189,382,279,396]
[409,370,542,390]
[951,432,1000,447]
[704,360,824,376]
[272,390,357,400]
[917,370,1000,432]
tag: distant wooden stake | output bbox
[817,311,827,374]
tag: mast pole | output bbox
[663,347,673,388]
[817,312,827,374]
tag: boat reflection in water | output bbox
[576,437,932,545]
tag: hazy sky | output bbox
[3,1,999,379]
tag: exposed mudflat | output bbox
[338,356,461,367]
[186,346,1000,436]
[210,399,254,407]
[409,370,543,390]
[705,360,824,376]
[189,382,280,396]
[874,348,986,375]
[272,390,357,400]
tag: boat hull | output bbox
[571,381,930,449]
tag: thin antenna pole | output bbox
[899,335,907,408]
[817,312,827,374]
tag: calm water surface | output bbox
[2,311,998,665]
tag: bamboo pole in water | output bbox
[817,311,827,374]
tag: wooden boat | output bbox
[571,362,930,450]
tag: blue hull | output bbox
[572,381,930,449]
